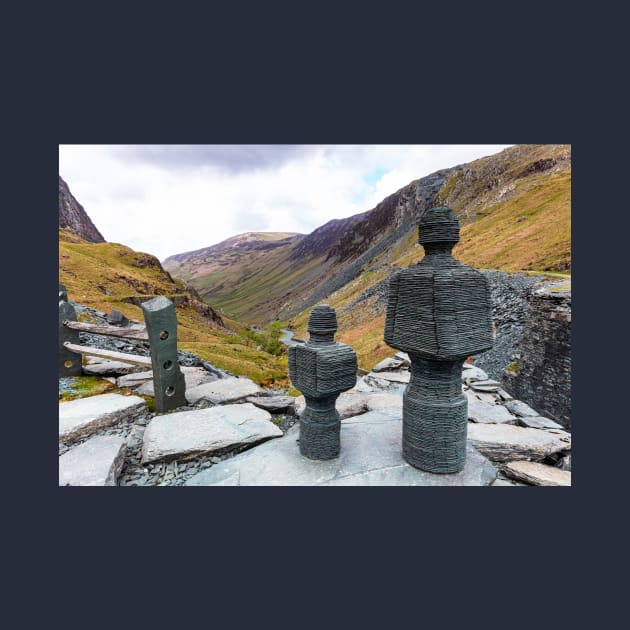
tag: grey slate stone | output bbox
[141,403,282,464]
[295,391,369,419]
[135,367,217,397]
[466,392,517,424]
[504,399,540,417]
[185,410,497,486]
[59,435,126,486]
[517,415,564,430]
[467,423,571,463]
[185,377,264,405]
[372,357,406,372]
[365,392,404,413]
[503,460,571,486]
[59,393,147,444]
[461,366,489,382]
[245,395,296,414]
[83,360,145,376]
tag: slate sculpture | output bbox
[288,305,357,460]
[384,207,493,473]
[59,283,81,377]
[141,296,187,413]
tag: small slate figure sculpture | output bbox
[384,207,493,473]
[289,305,357,460]
[59,284,81,377]
[141,296,186,413]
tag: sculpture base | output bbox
[299,395,340,460]
[402,356,467,474]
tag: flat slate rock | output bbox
[295,391,368,419]
[185,377,263,405]
[461,366,489,382]
[517,415,564,430]
[141,403,282,464]
[394,351,411,366]
[59,435,126,486]
[83,361,146,376]
[117,370,154,387]
[504,399,539,417]
[59,393,147,444]
[365,392,404,413]
[185,410,496,486]
[503,461,571,486]
[366,370,411,384]
[372,357,406,372]
[467,423,571,463]
[135,367,217,397]
[466,392,516,424]
[245,395,296,413]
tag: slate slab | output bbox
[467,423,571,462]
[517,415,564,430]
[372,357,405,372]
[466,392,517,424]
[503,461,571,486]
[83,361,146,376]
[185,410,497,486]
[141,403,282,464]
[365,392,403,413]
[245,396,296,414]
[59,435,126,486]
[135,367,218,396]
[295,391,369,419]
[59,393,147,444]
[461,366,489,382]
[504,399,539,417]
[185,377,263,404]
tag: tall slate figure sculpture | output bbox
[289,305,357,460]
[384,207,493,473]
[141,296,187,413]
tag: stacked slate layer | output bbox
[384,207,493,473]
[288,305,357,460]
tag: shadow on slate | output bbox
[384,207,494,473]
[141,296,186,413]
[288,305,357,460]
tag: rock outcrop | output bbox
[503,283,571,428]
[59,175,105,242]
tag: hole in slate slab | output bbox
[159,330,169,340]
[64,360,73,368]
[165,386,175,396]
[163,360,173,370]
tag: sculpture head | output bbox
[418,206,460,250]
[308,304,337,343]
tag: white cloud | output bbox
[58,144,511,260]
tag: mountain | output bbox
[164,144,571,332]
[59,182,290,387]
[59,176,105,243]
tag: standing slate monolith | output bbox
[141,296,186,413]
[384,207,494,473]
[59,284,81,377]
[288,305,357,460]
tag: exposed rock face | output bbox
[59,175,105,242]
[503,283,571,428]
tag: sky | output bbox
[58,144,511,261]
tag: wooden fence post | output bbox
[59,284,82,377]
[141,296,186,413]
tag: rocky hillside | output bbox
[59,176,105,243]
[59,181,292,387]
[165,145,571,327]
